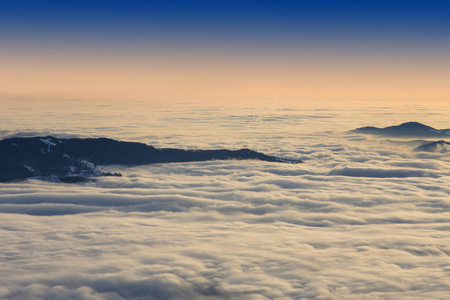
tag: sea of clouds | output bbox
[0,100,449,299]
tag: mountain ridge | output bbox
[0,136,302,183]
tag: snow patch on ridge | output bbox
[40,138,57,152]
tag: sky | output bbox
[2,0,450,103]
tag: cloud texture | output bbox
[1,101,450,299]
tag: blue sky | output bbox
[2,0,450,48]
[2,1,450,102]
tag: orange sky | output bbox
[2,47,450,105]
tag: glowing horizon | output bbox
[2,1,450,104]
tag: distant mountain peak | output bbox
[393,122,434,129]
[414,140,450,153]
[353,122,450,137]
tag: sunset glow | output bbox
[1,1,450,299]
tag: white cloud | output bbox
[1,101,450,299]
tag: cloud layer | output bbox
[1,101,450,299]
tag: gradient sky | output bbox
[2,0,450,103]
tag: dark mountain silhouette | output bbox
[353,122,450,137]
[414,140,450,153]
[0,136,302,183]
